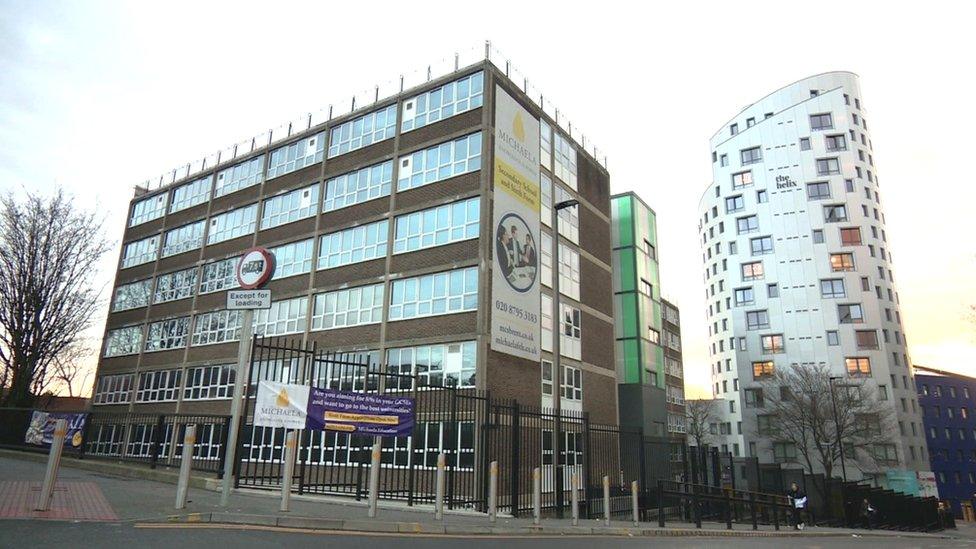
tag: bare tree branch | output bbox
[686,398,718,448]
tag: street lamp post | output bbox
[828,376,849,482]
[552,198,578,519]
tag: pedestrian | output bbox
[787,482,807,530]
[860,498,876,529]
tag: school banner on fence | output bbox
[24,411,87,448]
[253,381,413,437]
[490,85,542,362]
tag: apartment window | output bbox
[846,357,872,376]
[761,334,784,354]
[756,189,768,203]
[169,175,212,214]
[640,278,653,297]
[121,235,159,268]
[767,283,779,298]
[725,195,744,213]
[318,220,388,269]
[648,328,660,344]
[540,232,553,287]
[191,309,242,346]
[112,279,152,312]
[388,267,477,321]
[323,161,393,212]
[312,284,384,330]
[153,267,198,304]
[104,326,143,357]
[734,287,754,306]
[730,123,738,135]
[750,236,773,255]
[393,197,479,254]
[261,184,319,230]
[270,239,314,279]
[753,361,775,380]
[541,294,553,352]
[741,261,764,281]
[401,71,484,133]
[825,134,847,151]
[830,252,855,271]
[540,121,552,168]
[397,133,482,192]
[810,113,833,130]
[856,330,879,349]
[129,193,167,227]
[553,132,578,190]
[800,137,811,151]
[184,365,236,401]
[387,341,476,389]
[740,147,762,165]
[731,171,753,189]
[720,154,728,167]
[878,385,888,400]
[827,330,840,346]
[136,369,182,403]
[807,182,831,200]
[145,316,190,352]
[820,279,846,298]
[746,310,769,330]
[839,303,864,324]
[560,303,582,360]
[269,132,325,176]
[729,241,738,254]
[161,220,205,258]
[328,107,397,156]
[745,388,765,408]
[812,229,824,244]
[562,365,583,401]
[553,183,580,243]
[199,256,240,294]
[207,204,258,244]
[93,374,133,405]
[773,442,797,462]
[737,215,758,234]
[253,297,308,336]
[746,117,755,128]
[816,157,841,175]
[840,227,862,246]
[215,156,264,198]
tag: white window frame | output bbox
[388,267,478,321]
[121,235,159,268]
[393,197,479,254]
[192,309,242,346]
[311,284,384,331]
[215,156,264,197]
[162,220,205,258]
[553,132,578,190]
[207,204,257,244]
[111,279,152,312]
[401,71,484,133]
[560,303,581,360]
[253,297,308,336]
[153,267,198,304]
[323,161,393,212]
[129,193,167,227]
[267,132,325,178]
[328,106,396,158]
[93,374,133,405]
[557,242,580,300]
[396,133,482,192]
[104,326,144,357]
[317,220,388,269]
[145,316,190,352]
[260,184,319,230]
[183,364,236,401]
[270,238,314,279]
[385,341,476,389]
[136,369,182,403]
[200,256,241,294]
[170,175,212,213]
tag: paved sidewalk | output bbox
[0,453,966,540]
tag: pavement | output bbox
[1,450,974,547]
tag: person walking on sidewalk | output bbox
[787,482,807,530]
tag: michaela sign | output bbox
[237,247,275,289]
[24,411,87,448]
[253,381,309,429]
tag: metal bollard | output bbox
[571,473,579,526]
[632,480,639,526]
[367,439,381,518]
[280,430,297,512]
[532,467,541,525]
[35,419,67,512]
[175,425,196,510]
[603,475,611,526]
[434,453,445,520]
[488,460,498,523]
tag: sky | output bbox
[1,0,974,398]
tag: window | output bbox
[827,330,840,346]
[153,267,198,303]
[136,369,182,402]
[562,365,583,401]
[169,176,212,213]
[809,112,835,131]
[761,334,784,354]
[93,374,133,405]
[746,117,755,128]
[840,227,862,245]
[318,220,388,269]
[750,236,773,255]
[773,442,797,462]
[553,132,578,190]
[648,328,660,344]
[207,204,257,244]
[215,156,264,197]
[873,444,897,463]
[730,123,738,135]
[756,189,768,203]
[200,256,240,294]
[553,184,580,243]
[192,309,242,346]
[846,357,872,376]
[393,197,479,254]
[540,120,552,169]
[725,195,744,213]
[112,279,152,312]
[162,220,205,258]
[812,229,824,244]
[830,253,855,271]
[104,326,143,357]
[746,310,769,330]
[311,284,384,330]
[270,239,314,279]
[129,193,167,227]
[397,133,482,192]
[838,303,864,324]
[184,364,236,401]
[825,134,847,151]
[261,184,319,230]
[387,341,476,389]
[740,147,762,165]
[401,71,483,132]
[640,278,653,297]
[741,261,764,281]
[737,215,758,234]
[388,267,477,321]
[878,385,888,400]
[767,283,779,298]
[807,182,831,200]
[557,243,581,300]
[732,171,753,189]
[720,154,728,167]
[253,297,308,336]
[816,157,841,175]
[145,316,190,352]
[540,232,553,287]
[856,330,879,349]
[121,235,159,268]
[323,161,393,212]
[560,303,582,360]
[800,137,811,151]
[820,279,846,298]
[745,388,764,408]
[734,287,754,305]
[269,132,326,176]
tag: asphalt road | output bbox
[1,521,972,549]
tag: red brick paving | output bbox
[0,481,118,521]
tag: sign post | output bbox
[220,247,274,507]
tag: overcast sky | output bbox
[1,0,974,397]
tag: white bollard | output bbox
[632,480,639,526]
[434,452,446,520]
[367,439,381,518]
[175,425,196,510]
[571,473,579,526]
[35,419,67,512]
[280,430,297,512]
[533,467,541,525]
[603,475,611,526]
[488,460,498,523]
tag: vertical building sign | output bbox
[491,85,541,361]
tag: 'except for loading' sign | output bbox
[227,289,272,310]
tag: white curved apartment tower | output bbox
[699,72,926,479]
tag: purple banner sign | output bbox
[24,411,88,448]
[305,388,414,437]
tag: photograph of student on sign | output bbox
[494,213,537,292]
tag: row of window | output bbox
[93,365,236,404]
[920,384,973,400]
[746,357,873,381]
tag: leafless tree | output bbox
[686,398,718,448]
[0,190,110,407]
[45,342,94,398]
